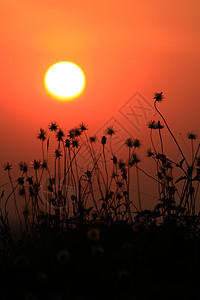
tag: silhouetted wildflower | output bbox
[147,120,158,130]
[65,139,71,148]
[29,183,40,196]
[131,153,140,165]
[125,138,134,148]
[106,126,115,136]
[157,120,164,130]
[18,162,28,173]
[3,162,12,171]
[187,131,197,140]
[31,160,41,170]
[74,127,82,137]
[68,129,75,139]
[118,160,126,171]
[154,92,164,102]
[37,128,46,141]
[72,139,79,148]
[79,122,88,132]
[111,155,118,165]
[146,148,154,157]
[41,160,48,170]
[90,136,97,143]
[54,149,62,159]
[101,136,107,145]
[26,177,33,185]
[133,138,142,148]
[49,122,58,132]
[56,128,64,141]
[17,177,24,185]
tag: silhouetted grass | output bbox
[0,92,200,299]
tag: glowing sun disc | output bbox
[44,61,85,100]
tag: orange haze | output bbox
[0,0,200,208]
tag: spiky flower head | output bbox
[68,129,75,139]
[133,138,142,148]
[37,128,46,141]
[132,153,140,164]
[49,122,58,132]
[54,149,62,159]
[65,139,71,148]
[18,162,28,173]
[106,126,115,136]
[153,92,164,102]
[187,131,197,140]
[26,177,33,185]
[79,122,88,132]
[31,160,41,170]
[56,128,65,141]
[147,120,158,130]
[146,148,154,157]
[41,160,48,170]
[74,127,82,137]
[125,138,134,148]
[118,160,126,171]
[157,121,164,130]
[3,162,12,171]
[72,139,79,148]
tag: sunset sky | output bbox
[1,0,200,206]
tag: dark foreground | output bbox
[0,218,200,300]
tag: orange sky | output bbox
[1,0,200,206]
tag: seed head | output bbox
[18,162,28,173]
[31,160,41,170]
[187,131,197,140]
[153,92,164,102]
[125,138,134,148]
[49,122,58,132]
[3,162,12,171]
[54,149,62,159]
[133,138,142,148]
[79,122,88,132]
[106,126,115,136]
[37,128,46,141]
[90,136,97,143]
[56,128,65,141]
[72,139,79,148]
[65,139,71,148]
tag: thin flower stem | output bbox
[154,101,189,168]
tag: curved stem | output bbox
[154,101,189,168]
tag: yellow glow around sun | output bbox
[44,61,85,100]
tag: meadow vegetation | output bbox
[0,93,200,299]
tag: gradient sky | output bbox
[1,0,200,206]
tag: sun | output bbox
[44,61,85,101]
